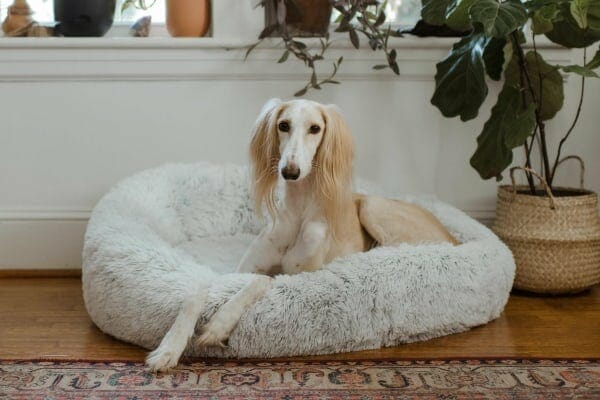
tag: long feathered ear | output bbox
[314,104,355,239]
[249,98,283,217]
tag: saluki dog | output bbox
[146,99,457,371]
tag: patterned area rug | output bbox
[0,359,598,399]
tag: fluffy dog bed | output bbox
[82,162,515,358]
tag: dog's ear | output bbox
[315,104,355,239]
[249,98,283,217]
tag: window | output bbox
[384,0,420,28]
[0,0,419,38]
[0,0,166,25]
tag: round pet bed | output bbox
[82,162,515,358]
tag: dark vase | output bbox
[54,0,116,37]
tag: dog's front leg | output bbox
[146,285,209,372]
[236,220,291,275]
[196,274,272,348]
[281,221,328,274]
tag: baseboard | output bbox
[0,209,495,270]
[0,219,87,269]
[0,269,81,278]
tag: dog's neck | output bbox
[282,178,315,213]
[280,174,354,225]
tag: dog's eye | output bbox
[309,125,321,134]
[278,121,290,132]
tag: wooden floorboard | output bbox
[0,277,598,361]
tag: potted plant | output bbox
[263,0,333,37]
[54,0,116,37]
[420,0,600,294]
[247,0,400,96]
[122,0,210,37]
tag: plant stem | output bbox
[510,32,536,194]
[531,35,548,180]
[511,32,552,190]
[550,48,587,185]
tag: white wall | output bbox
[0,38,598,269]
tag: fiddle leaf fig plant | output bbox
[425,0,600,194]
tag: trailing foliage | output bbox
[246,0,399,96]
[425,0,600,193]
[121,0,156,13]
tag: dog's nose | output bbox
[281,164,300,180]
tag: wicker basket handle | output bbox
[509,166,556,210]
[554,155,585,189]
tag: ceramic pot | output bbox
[54,0,116,37]
[166,0,210,37]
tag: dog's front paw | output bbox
[195,318,230,348]
[146,346,180,372]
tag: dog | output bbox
[237,98,458,275]
[146,99,457,372]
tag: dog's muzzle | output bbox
[281,163,300,180]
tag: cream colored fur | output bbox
[238,99,457,276]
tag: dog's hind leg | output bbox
[196,274,272,348]
[357,195,459,246]
[146,284,210,372]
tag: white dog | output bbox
[146,99,456,372]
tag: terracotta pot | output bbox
[166,0,210,37]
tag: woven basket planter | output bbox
[493,166,600,294]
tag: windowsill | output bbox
[0,33,566,50]
[0,34,573,82]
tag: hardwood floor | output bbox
[0,277,599,361]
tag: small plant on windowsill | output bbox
[420,0,600,295]
[245,0,401,96]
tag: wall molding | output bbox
[0,37,573,83]
[0,209,90,221]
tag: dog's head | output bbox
[249,98,354,224]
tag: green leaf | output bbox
[571,0,589,29]
[531,4,560,34]
[469,0,529,38]
[431,30,489,121]
[483,37,508,81]
[470,85,536,180]
[244,41,261,61]
[587,0,600,30]
[505,51,565,120]
[546,2,600,47]
[421,0,454,26]
[277,50,290,63]
[372,64,388,70]
[294,87,308,97]
[349,28,360,49]
[586,46,600,69]
[445,0,477,31]
[559,64,599,77]
[121,0,133,13]
[375,10,386,27]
